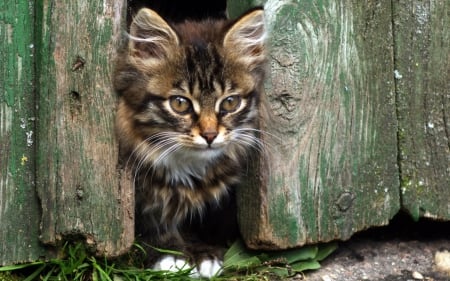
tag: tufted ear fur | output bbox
[128,8,179,59]
[223,8,266,70]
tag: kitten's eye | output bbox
[169,96,192,114]
[220,96,241,113]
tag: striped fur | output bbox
[114,7,266,269]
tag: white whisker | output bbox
[231,127,278,181]
[125,132,179,169]
[128,132,183,188]
[235,134,265,155]
[142,142,183,187]
[233,127,282,143]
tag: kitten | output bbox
[114,7,266,278]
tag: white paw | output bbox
[190,258,223,278]
[153,255,190,272]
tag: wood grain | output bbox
[234,0,401,249]
[394,0,450,221]
[36,0,133,256]
[0,0,51,265]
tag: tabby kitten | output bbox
[114,7,266,278]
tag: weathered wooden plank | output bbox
[0,0,51,265]
[35,0,134,256]
[232,0,400,249]
[393,0,450,221]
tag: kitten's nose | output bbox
[201,131,217,144]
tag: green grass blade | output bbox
[0,262,44,271]
[41,266,57,281]
[149,246,184,257]
[94,264,113,281]
[22,264,47,281]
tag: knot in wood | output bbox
[336,192,354,212]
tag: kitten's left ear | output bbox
[128,8,179,60]
[224,8,266,69]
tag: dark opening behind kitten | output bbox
[114,7,266,278]
[127,0,227,24]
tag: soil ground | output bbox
[300,213,450,281]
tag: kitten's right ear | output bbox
[128,8,179,59]
[223,8,266,69]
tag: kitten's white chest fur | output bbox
[160,148,223,188]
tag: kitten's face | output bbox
[115,8,265,165]
[139,72,257,151]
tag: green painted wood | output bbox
[393,0,450,221]
[231,0,401,249]
[35,0,133,256]
[0,0,52,265]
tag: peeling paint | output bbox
[26,130,33,146]
[6,24,13,44]
[0,0,49,264]
[0,106,13,135]
[21,155,28,166]
[17,56,22,82]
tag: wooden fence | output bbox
[1,0,448,265]
[233,0,449,249]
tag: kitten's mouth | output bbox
[191,142,225,151]
[200,144,222,150]
[184,144,224,159]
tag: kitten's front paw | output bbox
[152,255,190,272]
[190,258,223,278]
[153,255,223,278]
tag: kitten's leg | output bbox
[139,192,237,278]
[182,197,238,278]
[135,214,195,274]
